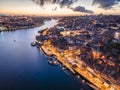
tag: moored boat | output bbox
[31,41,36,46]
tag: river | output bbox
[0,19,92,90]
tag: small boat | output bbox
[31,41,36,46]
[47,57,59,66]
[62,66,67,70]
[53,60,59,65]
[62,66,69,76]
[48,60,53,64]
[14,40,16,42]
[82,80,85,83]
[77,75,80,78]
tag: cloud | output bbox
[73,6,94,14]
[92,0,120,9]
[32,0,45,6]
[32,0,78,8]
[59,0,77,8]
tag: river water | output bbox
[0,20,92,90]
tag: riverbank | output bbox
[0,15,52,32]
[36,25,120,90]
[37,40,118,90]
[0,23,44,32]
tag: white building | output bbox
[0,26,7,31]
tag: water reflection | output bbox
[0,20,92,90]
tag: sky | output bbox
[0,0,120,16]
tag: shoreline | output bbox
[35,16,120,90]
[36,39,120,90]
[0,23,44,32]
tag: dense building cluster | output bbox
[0,15,51,31]
[36,15,120,89]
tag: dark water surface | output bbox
[0,20,91,90]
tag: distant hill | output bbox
[0,14,8,16]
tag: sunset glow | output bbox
[0,0,120,16]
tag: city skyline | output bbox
[0,0,120,16]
